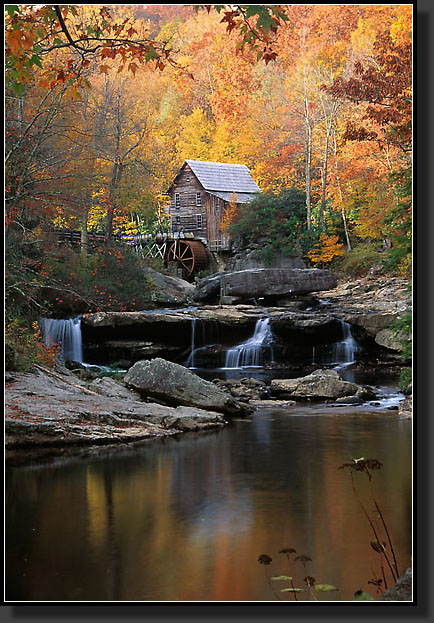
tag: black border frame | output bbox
[3,1,432,621]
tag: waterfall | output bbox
[39,317,83,364]
[185,317,197,368]
[331,321,358,366]
[224,318,274,369]
[311,321,359,368]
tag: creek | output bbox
[6,314,411,602]
[6,398,411,602]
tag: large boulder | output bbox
[270,312,342,343]
[227,248,307,272]
[193,268,338,304]
[348,312,398,337]
[374,328,409,354]
[143,267,195,306]
[398,396,412,418]
[125,357,254,416]
[270,369,377,401]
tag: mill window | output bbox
[197,214,202,229]
[196,192,201,206]
[175,193,180,209]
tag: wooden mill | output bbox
[163,159,261,279]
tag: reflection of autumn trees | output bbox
[6,414,411,601]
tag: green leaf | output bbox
[245,6,260,19]
[255,9,275,32]
[5,5,19,18]
[11,82,26,95]
[354,590,375,601]
[145,48,158,62]
[315,584,339,592]
[271,576,293,582]
[30,55,43,68]
[281,588,306,593]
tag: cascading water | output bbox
[313,320,359,369]
[39,317,83,364]
[224,317,274,369]
[185,317,197,368]
[331,321,359,366]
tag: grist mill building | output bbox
[167,159,262,253]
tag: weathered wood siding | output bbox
[169,164,207,237]
[206,193,228,250]
[169,164,227,247]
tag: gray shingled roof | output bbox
[185,159,261,194]
[208,190,260,203]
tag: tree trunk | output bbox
[106,160,123,241]
[319,127,331,229]
[332,135,351,251]
[303,61,312,230]
[80,206,90,254]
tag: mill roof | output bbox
[186,159,261,193]
[169,160,261,198]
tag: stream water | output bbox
[5,401,412,602]
[8,316,411,602]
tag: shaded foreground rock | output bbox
[193,268,338,304]
[212,377,269,403]
[125,358,254,416]
[379,568,412,601]
[270,369,377,402]
[5,368,227,452]
[398,396,412,418]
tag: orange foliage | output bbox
[219,194,239,233]
[306,234,344,265]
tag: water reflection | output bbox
[6,407,411,602]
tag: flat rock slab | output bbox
[5,368,226,450]
[194,268,338,303]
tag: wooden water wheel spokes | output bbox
[166,240,208,279]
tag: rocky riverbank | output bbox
[5,273,412,460]
[5,359,411,463]
[5,365,228,458]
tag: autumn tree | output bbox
[5,4,182,95]
[327,6,412,271]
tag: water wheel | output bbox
[166,240,209,280]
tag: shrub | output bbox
[5,316,60,371]
[306,234,345,267]
[337,243,384,277]
[40,243,157,314]
[229,187,311,257]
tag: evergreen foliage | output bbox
[229,187,319,260]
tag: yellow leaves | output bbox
[390,8,413,45]
[306,234,344,264]
[113,215,138,236]
[219,193,239,233]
